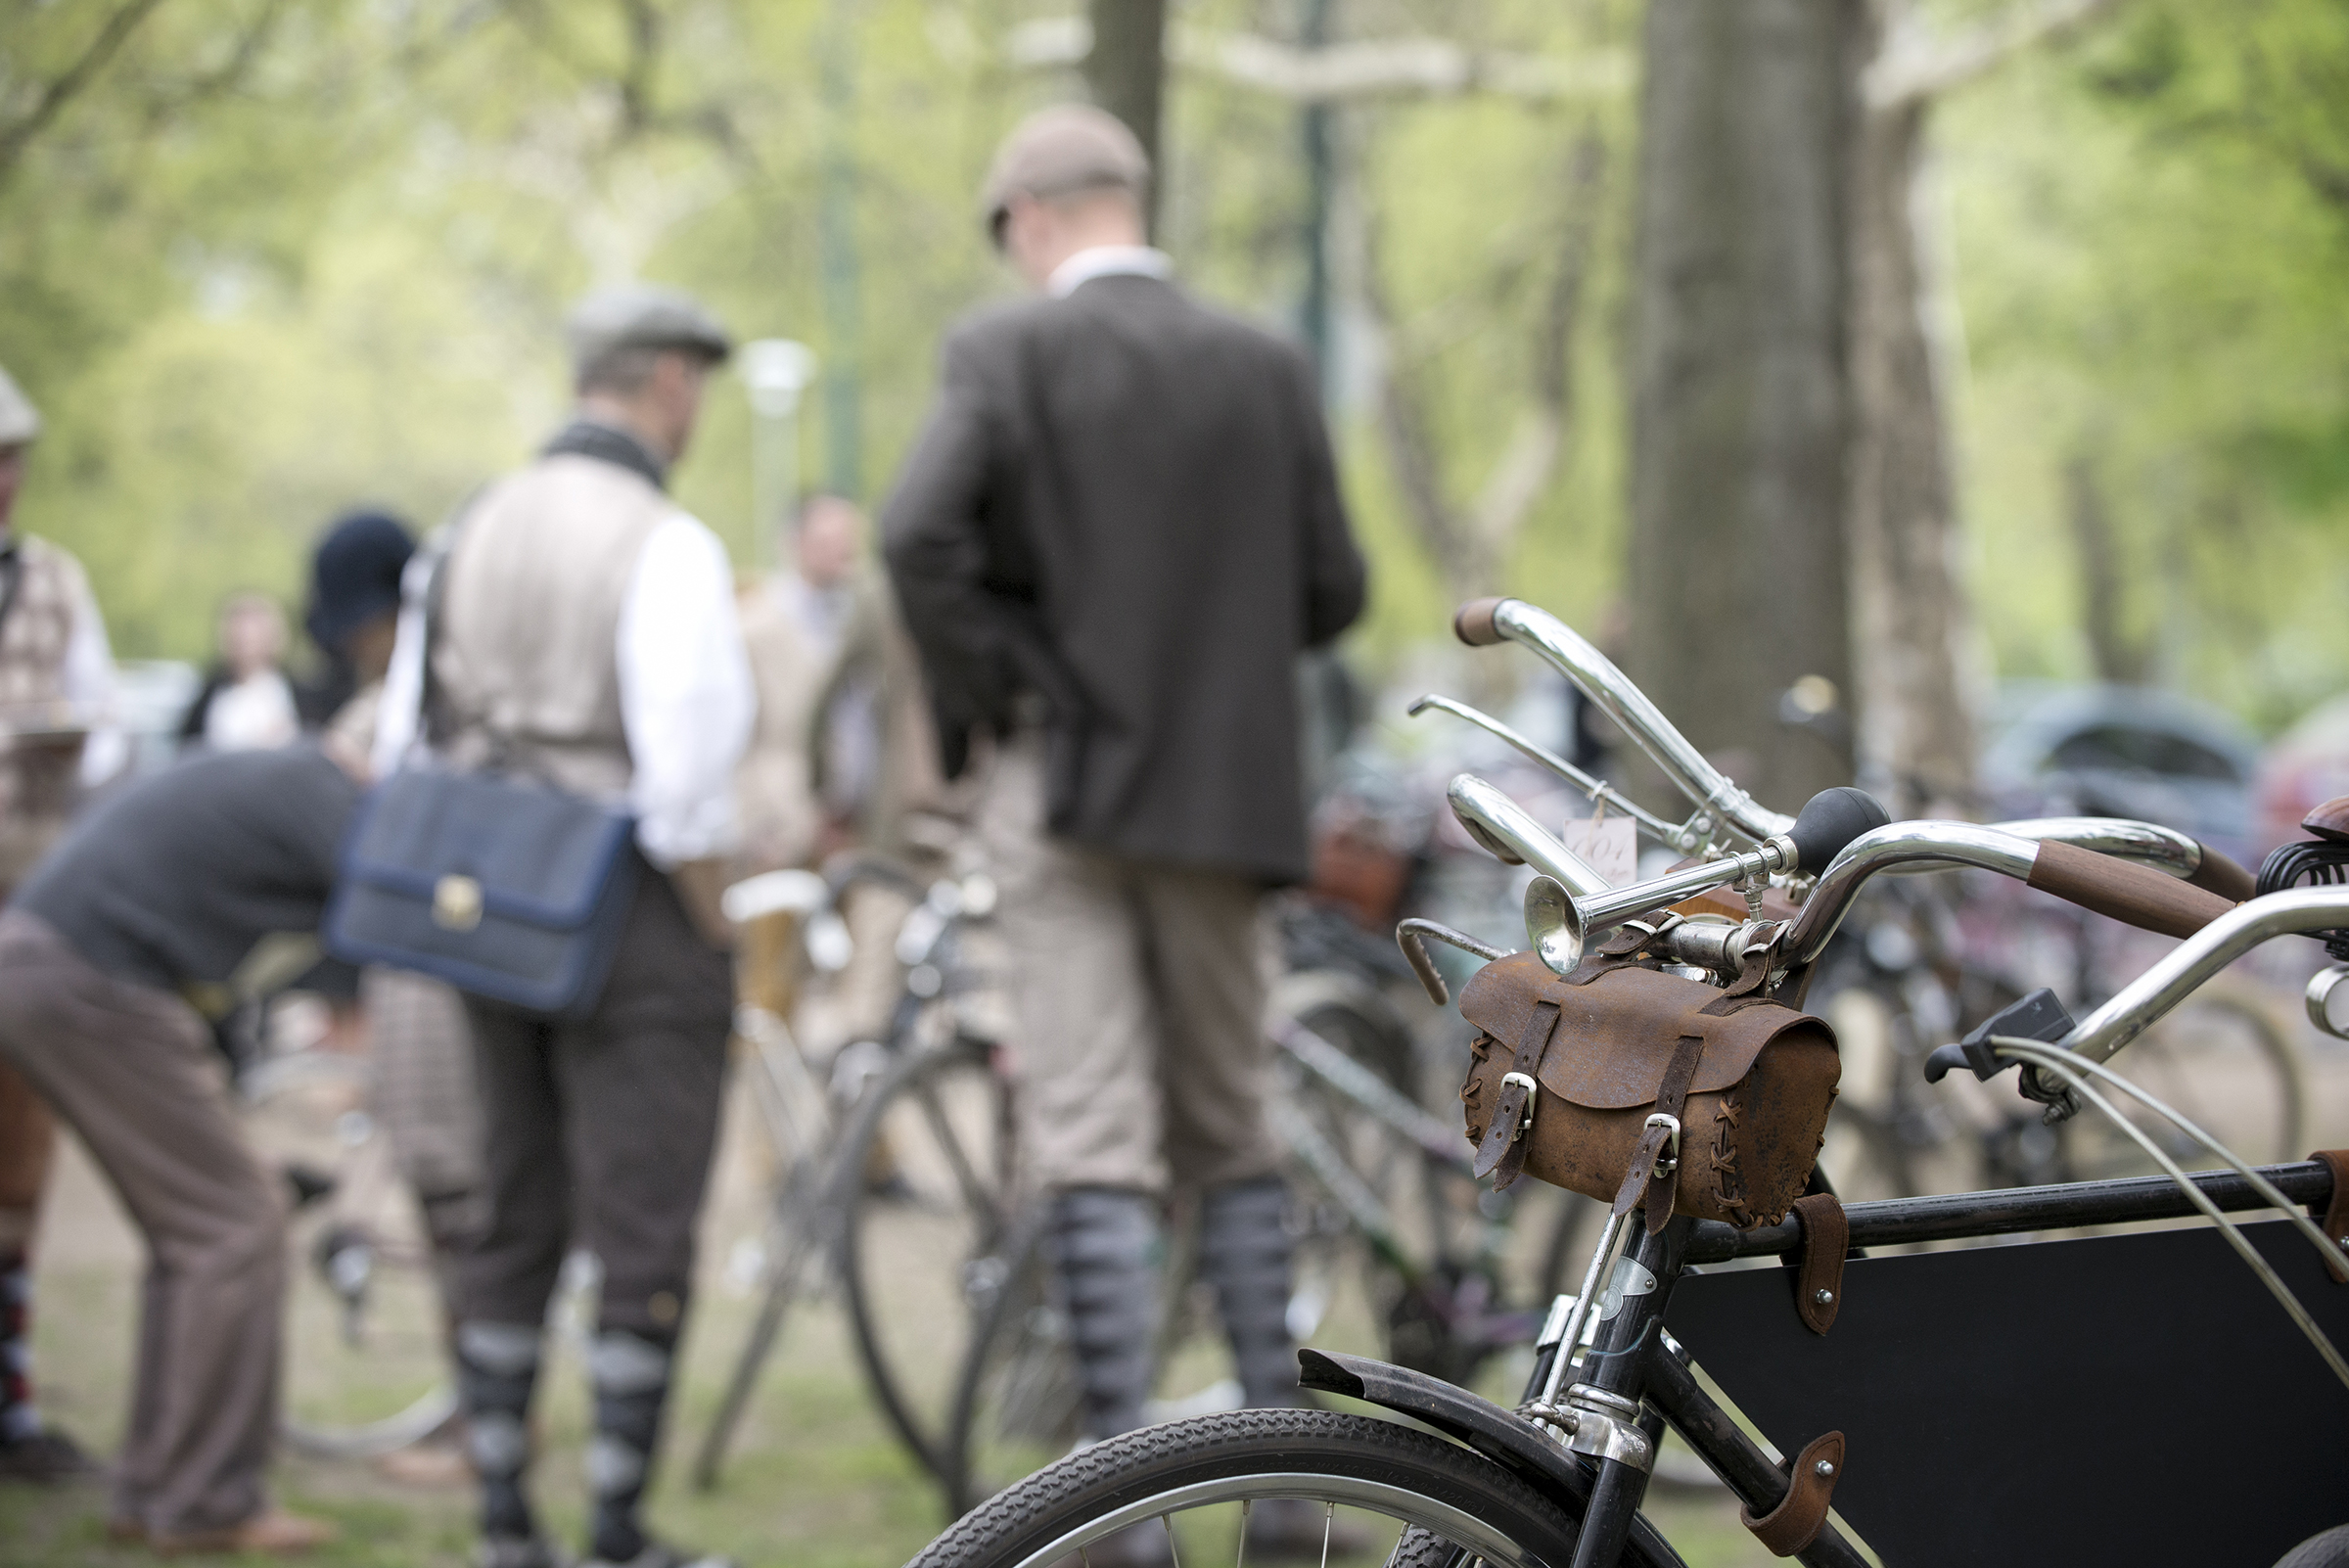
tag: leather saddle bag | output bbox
[1458,949,1839,1228]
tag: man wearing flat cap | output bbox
[380,285,752,1568]
[883,102,1367,1506]
[0,361,121,1490]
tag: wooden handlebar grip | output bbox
[2027,840,2235,940]
[1453,598,1509,647]
[2186,845,2257,902]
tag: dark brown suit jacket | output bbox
[882,272,1365,885]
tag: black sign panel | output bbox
[1664,1221,2349,1566]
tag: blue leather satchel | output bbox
[324,766,639,1017]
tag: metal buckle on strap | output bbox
[1501,1071,1539,1140]
[1643,1112,1681,1176]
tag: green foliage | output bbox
[4,0,2345,739]
[1943,0,2349,730]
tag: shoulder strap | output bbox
[0,540,26,648]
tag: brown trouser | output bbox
[0,910,285,1537]
[0,1057,55,1255]
[457,866,733,1342]
[978,732,1279,1198]
[0,878,59,1258]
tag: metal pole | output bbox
[818,0,862,500]
[742,339,818,570]
[1300,0,1334,401]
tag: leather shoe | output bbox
[0,1427,99,1484]
[152,1508,340,1556]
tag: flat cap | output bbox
[0,363,41,447]
[566,284,733,377]
[980,104,1151,244]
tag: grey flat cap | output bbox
[0,363,40,447]
[566,284,733,376]
[980,104,1151,244]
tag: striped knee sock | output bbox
[585,1328,675,1563]
[455,1320,543,1543]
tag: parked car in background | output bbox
[2255,693,2349,857]
[1979,681,2261,866]
[113,659,201,779]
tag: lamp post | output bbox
[740,338,818,568]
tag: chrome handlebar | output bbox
[1986,816,2203,880]
[1445,774,1614,899]
[1778,822,2042,965]
[1479,599,1795,847]
[2057,888,2349,1065]
[1409,694,1683,846]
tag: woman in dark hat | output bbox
[295,509,415,728]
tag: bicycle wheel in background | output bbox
[944,1188,1346,1518]
[2055,984,2308,1181]
[1275,971,1526,1389]
[836,1032,1018,1488]
[239,1042,458,1459]
[915,1408,1681,1568]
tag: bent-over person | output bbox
[0,744,361,1553]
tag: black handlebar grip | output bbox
[1786,787,1892,874]
[1453,598,1510,647]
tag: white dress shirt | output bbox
[375,509,755,870]
[1047,245,1174,299]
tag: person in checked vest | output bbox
[0,361,123,1491]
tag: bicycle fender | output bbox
[1298,1349,1594,1505]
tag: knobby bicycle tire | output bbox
[911,1407,1684,1568]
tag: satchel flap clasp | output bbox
[433,873,484,932]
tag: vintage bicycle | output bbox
[907,598,2349,1568]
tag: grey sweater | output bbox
[16,745,360,992]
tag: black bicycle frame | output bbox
[1307,1158,2338,1568]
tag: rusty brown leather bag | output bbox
[1458,949,1839,1228]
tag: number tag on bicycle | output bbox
[1561,815,1636,888]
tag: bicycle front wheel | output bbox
[915,1407,1681,1568]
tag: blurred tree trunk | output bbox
[1626,0,1865,815]
[1848,0,2130,814]
[1846,26,1976,816]
[1084,0,1169,234]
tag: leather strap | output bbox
[1788,1193,1849,1332]
[1609,1032,1708,1234]
[1741,1430,1845,1556]
[1474,1000,1561,1189]
[1698,938,1778,1017]
[1559,922,1659,987]
[2310,1149,2349,1284]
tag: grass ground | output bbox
[0,1091,1775,1568]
